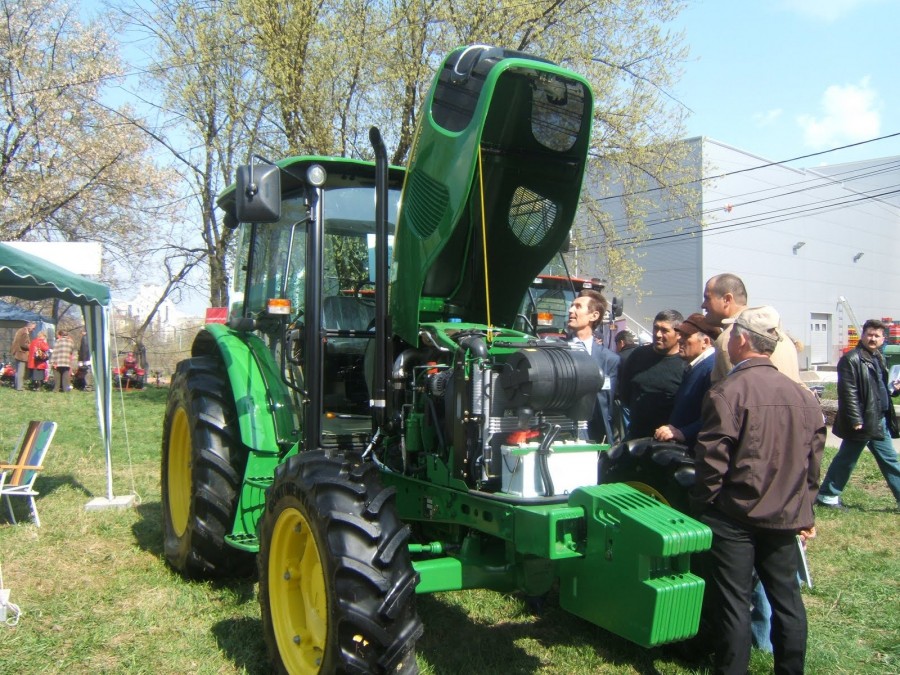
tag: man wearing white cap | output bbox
[692,306,825,675]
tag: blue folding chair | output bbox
[0,421,58,527]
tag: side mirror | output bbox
[235,163,281,223]
[611,296,623,319]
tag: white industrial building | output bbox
[576,138,900,369]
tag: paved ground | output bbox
[800,368,837,385]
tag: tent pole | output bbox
[85,305,134,511]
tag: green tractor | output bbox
[161,45,711,673]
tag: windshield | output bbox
[519,279,578,335]
[234,186,400,318]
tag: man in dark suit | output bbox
[567,289,620,444]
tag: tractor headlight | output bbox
[306,164,327,187]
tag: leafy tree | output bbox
[235,0,696,294]
[113,0,694,303]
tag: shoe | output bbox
[815,497,847,511]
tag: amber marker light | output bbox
[267,298,292,315]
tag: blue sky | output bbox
[673,0,900,165]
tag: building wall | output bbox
[577,138,900,366]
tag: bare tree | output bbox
[0,0,175,282]
[112,0,271,307]
[105,0,694,302]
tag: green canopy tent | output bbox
[0,243,126,508]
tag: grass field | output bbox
[0,385,898,674]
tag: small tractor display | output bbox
[113,351,146,389]
[517,272,598,338]
[161,45,711,673]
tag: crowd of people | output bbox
[8,321,92,392]
[566,272,900,674]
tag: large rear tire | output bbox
[600,437,696,513]
[258,452,422,674]
[161,356,254,578]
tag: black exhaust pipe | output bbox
[369,127,390,428]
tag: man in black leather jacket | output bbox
[817,318,900,510]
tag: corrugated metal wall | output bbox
[575,138,900,366]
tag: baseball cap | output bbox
[676,313,722,339]
[723,306,782,342]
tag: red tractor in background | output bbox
[0,357,15,386]
[112,351,146,389]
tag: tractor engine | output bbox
[395,330,603,495]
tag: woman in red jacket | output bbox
[27,331,51,390]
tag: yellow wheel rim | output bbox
[269,505,328,673]
[625,481,672,506]
[167,406,192,537]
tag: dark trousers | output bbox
[701,509,807,675]
[54,367,71,392]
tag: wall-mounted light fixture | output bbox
[792,241,806,254]
[853,252,864,263]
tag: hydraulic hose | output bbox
[537,424,560,497]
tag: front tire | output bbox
[161,356,254,578]
[600,437,695,513]
[258,452,422,674]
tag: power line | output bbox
[579,185,900,253]
[579,156,900,244]
[576,157,900,249]
[591,131,900,202]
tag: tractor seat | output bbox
[323,296,374,357]
[323,296,375,332]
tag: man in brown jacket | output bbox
[9,320,35,391]
[692,306,825,675]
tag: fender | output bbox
[191,324,297,453]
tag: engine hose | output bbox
[457,335,489,360]
[467,489,569,506]
[426,395,447,452]
[362,427,382,460]
[537,424,560,497]
[539,452,555,497]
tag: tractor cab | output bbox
[220,157,404,445]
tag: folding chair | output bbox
[0,421,57,527]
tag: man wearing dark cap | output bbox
[692,306,824,675]
[654,313,721,446]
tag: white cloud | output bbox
[796,77,881,149]
[753,109,783,127]
[777,0,885,22]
